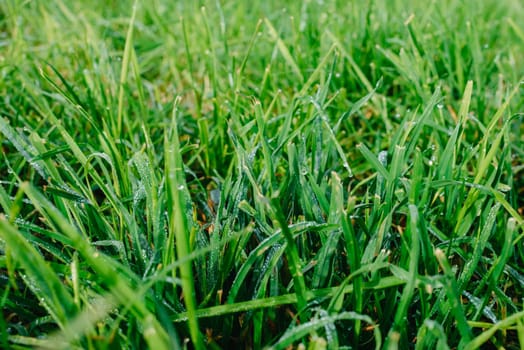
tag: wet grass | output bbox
[1,0,523,348]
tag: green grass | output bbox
[1,0,523,348]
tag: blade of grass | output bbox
[270,312,381,350]
[357,143,392,182]
[434,248,473,344]
[269,198,310,322]
[455,81,521,233]
[116,0,138,138]
[463,309,524,350]
[165,97,204,350]
[264,17,304,83]
[175,275,405,321]
[384,204,421,348]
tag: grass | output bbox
[0,0,523,348]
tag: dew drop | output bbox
[378,151,388,166]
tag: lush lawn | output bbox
[1,0,523,348]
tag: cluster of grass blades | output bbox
[1,0,523,348]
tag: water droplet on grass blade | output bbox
[343,162,353,177]
[378,150,388,166]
